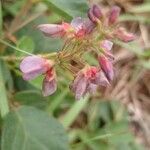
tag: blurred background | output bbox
[0,0,150,150]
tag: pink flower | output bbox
[70,66,109,99]
[38,17,93,39]
[108,6,121,25]
[98,55,114,81]
[20,56,57,96]
[114,27,136,42]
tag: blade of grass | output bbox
[61,95,89,128]
[0,61,9,118]
[0,1,2,33]
[0,39,33,55]
[46,88,69,114]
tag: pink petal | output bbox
[42,77,57,96]
[20,56,49,80]
[98,55,114,81]
[100,40,113,51]
[84,19,96,34]
[70,72,88,100]
[114,27,136,42]
[87,83,97,94]
[71,17,84,32]
[108,6,121,25]
[37,24,64,37]
[92,71,110,86]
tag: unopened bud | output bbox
[108,6,121,25]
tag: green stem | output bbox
[0,52,58,62]
[0,39,34,55]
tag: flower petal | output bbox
[84,19,96,34]
[92,71,110,86]
[87,83,97,94]
[71,17,84,32]
[70,72,88,100]
[100,40,113,51]
[20,56,49,80]
[38,24,64,37]
[42,77,57,96]
[98,55,114,81]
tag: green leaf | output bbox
[3,0,25,17]
[1,106,69,150]
[16,16,63,53]
[0,60,9,118]
[17,36,35,56]
[44,0,89,20]
[14,90,48,109]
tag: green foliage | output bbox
[44,0,89,20]
[0,61,9,118]
[17,36,35,56]
[14,90,48,109]
[1,106,69,150]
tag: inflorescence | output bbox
[20,4,136,100]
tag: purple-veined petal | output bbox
[71,17,84,32]
[20,56,49,80]
[98,55,114,81]
[87,83,97,94]
[70,72,88,100]
[84,19,96,34]
[100,40,113,51]
[92,71,110,86]
[108,6,121,25]
[42,77,57,96]
[75,77,88,100]
[37,24,64,37]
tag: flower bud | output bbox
[88,4,103,23]
[114,27,136,42]
[93,4,103,19]
[98,55,114,81]
[37,24,65,37]
[108,6,121,25]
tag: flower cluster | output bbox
[20,4,136,99]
